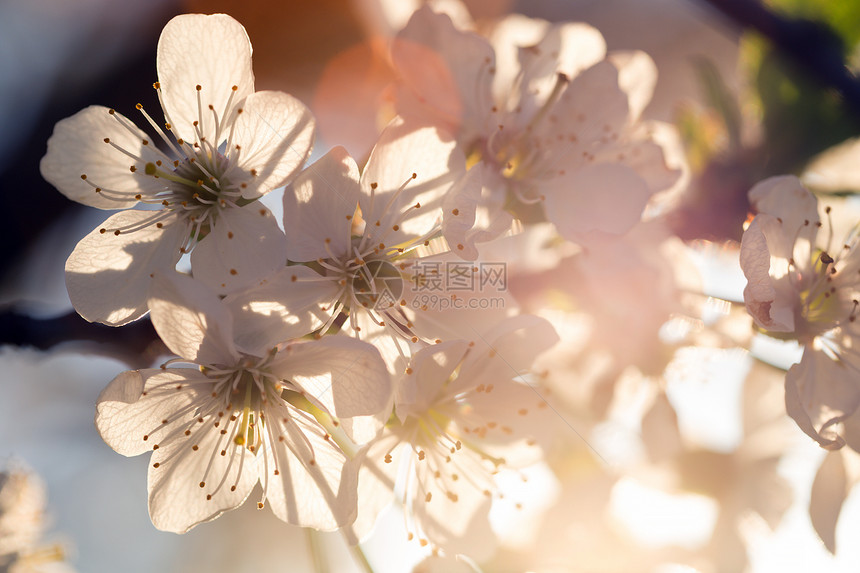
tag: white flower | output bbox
[0,465,73,573]
[740,176,860,449]
[392,7,681,250]
[225,120,492,365]
[95,272,392,533]
[351,315,558,559]
[40,13,314,326]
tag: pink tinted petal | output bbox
[609,51,657,122]
[740,215,795,332]
[393,6,495,140]
[543,163,650,241]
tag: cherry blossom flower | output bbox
[0,465,73,573]
[95,273,391,533]
[740,176,860,450]
[391,6,681,251]
[226,120,494,366]
[40,13,314,326]
[351,314,558,559]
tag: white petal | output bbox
[396,340,470,418]
[65,210,185,326]
[283,147,360,262]
[351,435,400,540]
[785,348,860,450]
[393,6,495,140]
[542,163,651,241]
[190,204,287,296]
[802,136,860,193]
[453,314,558,402]
[157,14,254,143]
[592,138,681,196]
[411,449,497,559]
[148,412,258,533]
[810,451,848,553]
[360,120,464,245]
[486,14,550,104]
[739,215,795,332]
[442,164,483,260]
[40,106,163,209]
[95,368,202,457]
[233,90,315,197]
[749,175,820,232]
[270,336,392,420]
[413,555,479,573]
[222,266,338,356]
[263,404,359,529]
[402,252,518,342]
[514,22,607,120]
[537,60,629,154]
[147,272,239,366]
[609,51,657,122]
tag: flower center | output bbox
[83,83,252,251]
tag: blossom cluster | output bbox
[36,4,860,571]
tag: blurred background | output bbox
[3,0,860,571]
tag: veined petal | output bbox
[360,120,464,244]
[233,90,315,198]
[263,405,360,530]
[40,105,163,209]
[190,204,287,296]
[147,272,239,366]
[157,14,255,144]
[270,336,392,420]
[542,163,651,241]
[283,147,360,262]
[65,210,185,326]
[223,266,338,356]
[95,368,203,457]
[148,412,258,533]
